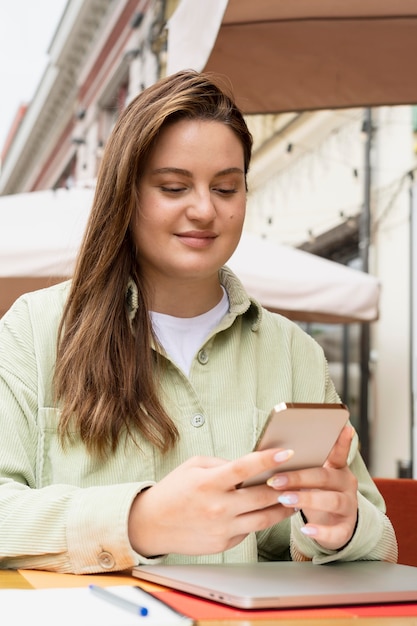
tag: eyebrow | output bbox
[151,167,245,177]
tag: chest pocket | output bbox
[36,407,156,488]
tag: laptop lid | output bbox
[132,561,417,610]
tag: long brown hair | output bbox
[54,70,253,457]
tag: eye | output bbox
[213,187,238,195]
[160,185,187,193]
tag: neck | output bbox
[149,275,224,318]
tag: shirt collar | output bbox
[220,266,262,330]
[125,266,263,331]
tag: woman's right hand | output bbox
[128,448,295,557]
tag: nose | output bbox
[186,188,217,222]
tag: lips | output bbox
[175,231,218,248]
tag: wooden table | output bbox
[1,568,417,625]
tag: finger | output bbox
[232,479,294,515]
[215,448,295,489]
[300,520,356,551]
[266,426,355,491]
[217,500,296,552]
[277,486,351,517]
[233,501,295,536]
[325,424,354,469]
[267,464,344,491]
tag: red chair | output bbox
[373,477,417,567]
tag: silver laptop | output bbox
[132,561,417,609]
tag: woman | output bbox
[0,70,396,573]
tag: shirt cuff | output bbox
[66,481,161,573]
[290,492,398,563]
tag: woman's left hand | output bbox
[267,425,358,551]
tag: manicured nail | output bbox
[300,526,318,537]
[273,449,294,463]
[278,493,299,505]
[267,475,288,488]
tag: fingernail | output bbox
[273,449,294,463]
[278,493,299,505]
[300,526,318,537]
[267,475,288,488]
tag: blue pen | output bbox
[89,584,148,616]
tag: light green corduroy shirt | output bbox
[0,267,397,573]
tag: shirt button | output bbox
[191,413,205,428]
[98,551,115,569]
[198,349,209,364]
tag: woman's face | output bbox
[132,119,246,288]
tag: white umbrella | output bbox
[0,187,94,317]
[0,187,93,277]
[228,232,379,323]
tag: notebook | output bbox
[132,561,417,609]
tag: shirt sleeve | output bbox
[0,295,162,574]
[0,474,160,573]
[0,370,161,573]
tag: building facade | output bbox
[246,107,415,478]
[0,0,175,194]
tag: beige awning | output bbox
[0,188,378,323]
[167,0,417,113]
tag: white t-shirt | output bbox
[150,287,229,376]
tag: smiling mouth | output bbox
[176,231,218,248]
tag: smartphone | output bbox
[241,402,350,487]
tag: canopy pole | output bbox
[358,108,373,468]
[410,175,416,478]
